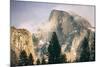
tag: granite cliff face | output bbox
[10,27,37,65]
[11,9,95,65]
[49,10,92,44]
[48,10,95,62]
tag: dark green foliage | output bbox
[28,53,34,65]
[90,32,95,61]
[48,32,61,64]
[18,50,28,66]
[79,37,90,62]
[18,50,35,66]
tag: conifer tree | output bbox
[28,53,34,65]
[18,50,28,66]
[48,32,61,64]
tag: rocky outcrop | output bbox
[49,9,95,62]
[11,9,95,65]
[10,26,37,65]
[32,10,95,63]
[49,9,92,44]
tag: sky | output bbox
[10,0,95,33]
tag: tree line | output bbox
[11,32,93,66]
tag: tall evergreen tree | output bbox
[48,32,61,64]
[28,53,34,65]
[18,50,28,66]
[79,37,90,62]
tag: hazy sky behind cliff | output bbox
[11,0,95,33]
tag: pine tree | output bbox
[18,50,28,66]
[79,37,90,62]
[28,53,34,65]
[48,32,61,64]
